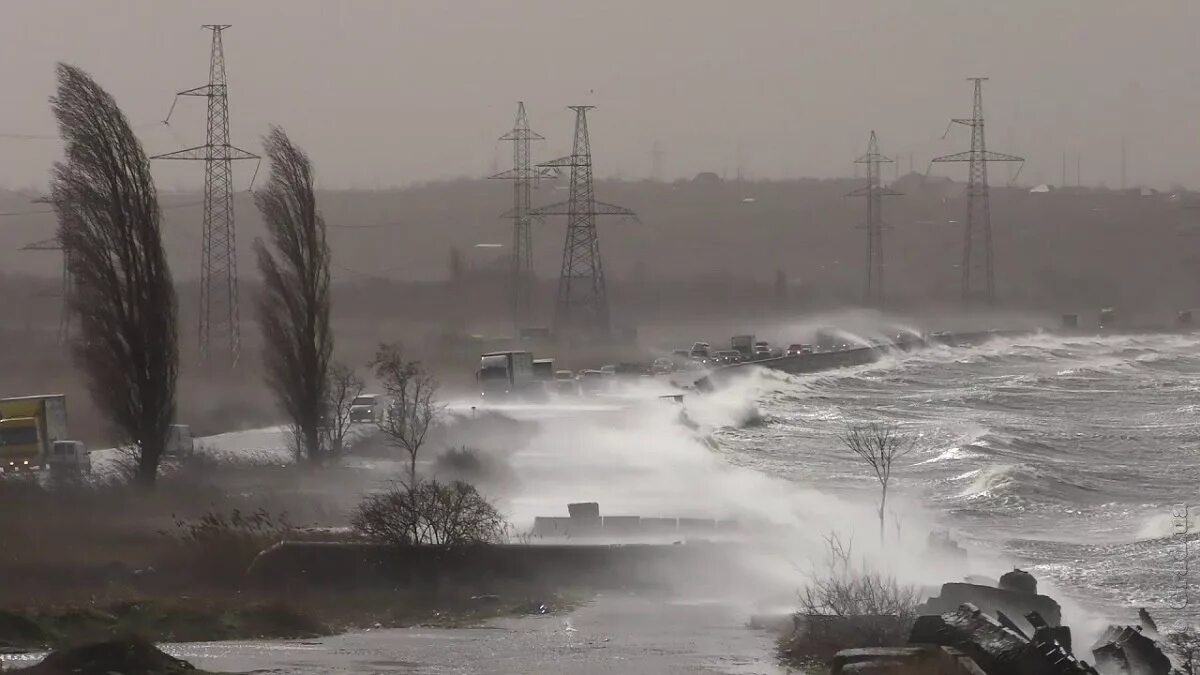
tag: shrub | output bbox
[434,446,486,479]
[779,534,920,666]
[164,508,293,586]
[351,479,506,547]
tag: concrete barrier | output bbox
[246,540,744,592]
[640,517,679,533]
[601,515,641,535]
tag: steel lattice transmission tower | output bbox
[153,25,260,364]
[932,78,1023,305]
[531,106,636,341]
[847,131,901,306]
[20,237,73,343]
[489,102,545,328]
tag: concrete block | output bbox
[531,517,572,537]
[568,502,600,519]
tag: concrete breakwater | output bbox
[530,502,743,540]
[247,541,747,592]
[705,329,1026,384]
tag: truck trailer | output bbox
[477,351,536,397]
[0,394,69,472]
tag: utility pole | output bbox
[153,25,260,365]
[1121,136,1127,190]
[650,139,663,181]
[489,102,545,329]
[531,106,637,341]
[847,131,901,307]
[932,78,1024,305]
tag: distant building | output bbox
[692,171,721,185]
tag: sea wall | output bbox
[246,541,744,592]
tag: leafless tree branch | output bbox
[371,343,442,484]
[841,422,916,543]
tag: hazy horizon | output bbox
[0,1,1198,192]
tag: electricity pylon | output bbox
[20,237,73,343]
[847,131,901,306]
[489,102,545,328]
[153,25,259,364]
[531,106,637,341]
[932,78,1024,305]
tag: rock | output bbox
[0,611,47,649]
[917,581,1062,632]
[18,636,206,674]
[998,569,1038,595]
[909,603,1097,675]
[1090,625,1171,675]
[1137,608,1159,638]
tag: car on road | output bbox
[714,350,742,364]
[786,343,814,356]
[553,370,579,395]
[689,342,711,359]
[651,357,674,374]
[577,369,607,395]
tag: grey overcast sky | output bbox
[1,0,1198,190]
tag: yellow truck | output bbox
[0,395,69,473]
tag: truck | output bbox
[0,395,69,473]
[349,394,387,424]
[165,424,195,459]
[532,359,556,382]
[477,351,535,397]
[731,335,756,360]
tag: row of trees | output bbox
[50,63,417,486]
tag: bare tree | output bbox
[253,126,332,464]
[323,361,364,458]
[841,423,915,543]
[371,343,440,483]
[352,479,506,547]
[50,63,178,487]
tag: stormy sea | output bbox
[709,331,1200,630]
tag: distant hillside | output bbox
[1,176,1197,315]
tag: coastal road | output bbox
[1,594,788,674]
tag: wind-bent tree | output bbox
[50,63,178,487]
[371,343,440,484]
[253,126,332,464]
[841,423,915,543]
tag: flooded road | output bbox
[2,595,785,674]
